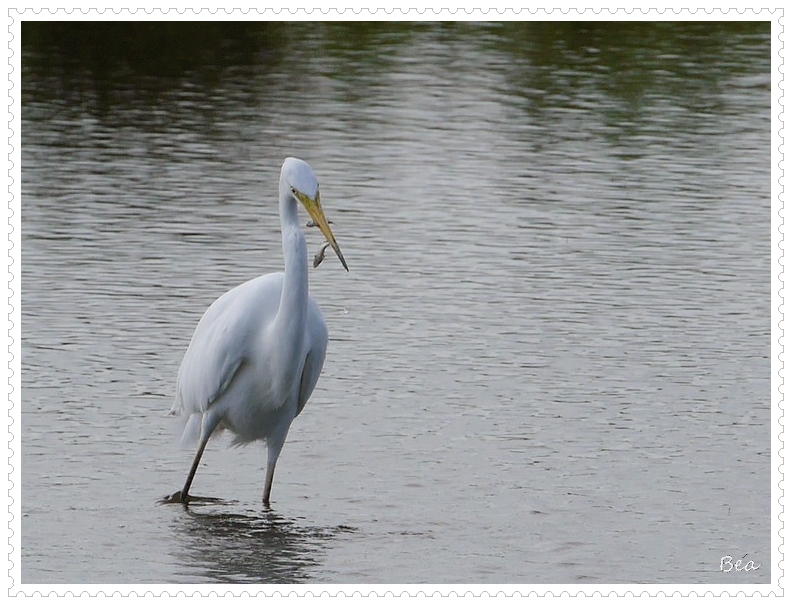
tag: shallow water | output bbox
[20,22,770,584]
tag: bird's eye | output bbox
[290,186,298,196]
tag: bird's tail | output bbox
[179,412,203,449]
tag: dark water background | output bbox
[20,21,770,584]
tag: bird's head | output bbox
[280,157,348,271]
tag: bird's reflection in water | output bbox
[170,503,356,583]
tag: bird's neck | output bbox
[274,198,309,346]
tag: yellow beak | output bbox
[299,192,349,271]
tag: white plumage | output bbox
[166,157,347,506]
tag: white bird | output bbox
[166,157,348,506]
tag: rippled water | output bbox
[19,22,771,585]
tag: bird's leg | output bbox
[180,438,209,502]
[162,436,209,505]
[262,460,276,507]
[262,433,288,507]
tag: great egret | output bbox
[165,157,348,506]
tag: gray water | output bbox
[20,22,771,585]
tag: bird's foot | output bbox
[159,491,228,506]
[159,490,189,505]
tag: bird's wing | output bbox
[174,274,282,417]
[174,314,249,416]
[296,299,328,417]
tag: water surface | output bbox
[20,21,771,585]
